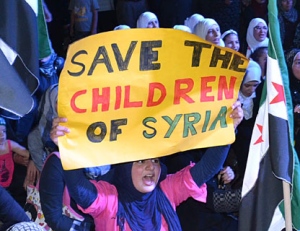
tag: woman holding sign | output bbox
[50,102,243,231]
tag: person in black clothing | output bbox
[0,186,30,231]
[285,48,300,159]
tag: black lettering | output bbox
[68,50,87,77]
[184,40,211,67]
[140,40,162,71]
[86,122,107,143]
[112,41,138,71]
[110,119,127,141]
[88,46,113,75]
[210,47,232,68]
[229,54,247,72]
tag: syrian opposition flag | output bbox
[238,1,300,230]
[0,0,40,118]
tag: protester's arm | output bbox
[63,168,98,209]
[50,117,98,209]
[23,160,40,190]
[218,166,235,185]
[11,140,30,167]
[40,155,79,230]
[190,145,230,186]
[190,101,243,186]
[28,128,47,171]
[11,140,29,158]
[0,186,30,229]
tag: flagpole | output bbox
[283,181,292,231]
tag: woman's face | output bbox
[131,159,161,193]
[292,52,300,80]
[224,34,240,51]
[205,24,221,45]
[253,22,268,42]
[257,48,268,76]
[280,0,293,12]
[241,81,260,97]
[147,19,159,28]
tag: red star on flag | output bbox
[270,82,285,104]
[254,124,264,145]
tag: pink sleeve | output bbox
[160,164,207,208]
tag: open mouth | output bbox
[143,174,155,186]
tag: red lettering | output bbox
[147,82,166,107]
[70,90,87,113]
[218,76,236,100]
[92,87,110,112]
[200,76,215,102]
[173,78,195,104]
[114,86,122,110]
[124,85,143,108]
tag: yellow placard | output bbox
[58,28,249,170]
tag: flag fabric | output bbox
[0,0,39,118]
[238,1,300,231]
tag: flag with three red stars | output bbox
[238,1,300,230]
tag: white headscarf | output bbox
[184,13,205,33]
[193,18,225,47]
[114,25,130,30]
[239,60,262,120]
[136,11,159,28]
[221,29,238,40]
[173,25,192,33]
[243,60,262,84]
[246,18,269,58]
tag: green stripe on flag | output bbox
[268,0,300,229]
[38,0,52,59]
